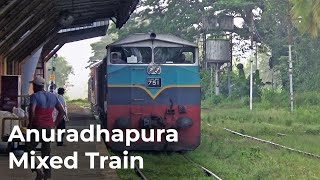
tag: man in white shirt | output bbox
[56,87,68,146]
[48,81,57,95]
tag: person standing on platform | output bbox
[25,76,65,180]
[48,81,57,95]
[56,87,68,146]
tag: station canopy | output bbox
[0,0,139,63]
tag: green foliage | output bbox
[293,36,320,91]
[200,69,212,100]
[46,56,74,88]
[260,89,288,108]
[196,107,320,179]
[201,65,264,105]
[89,34,118,63]
[87,0,320,109]
[108,0,261,41]
[291,0,320,38]
[67,98,90,107]
[295,91,320,107]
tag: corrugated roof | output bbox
[0,0,139,69]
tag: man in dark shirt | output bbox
[25,76,65,180]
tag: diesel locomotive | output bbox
[88,33,201,151]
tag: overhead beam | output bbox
[2,0,139,68]
[0,1,55,55]
[8,24,59,63]
[41,36,60,61]
[0,0,30,31]
[0,0,9,9]
[0,0,43,40]
[44,44,64,62]
[7,13,60,62]
[0,0,19,19]
[42,25,107,62]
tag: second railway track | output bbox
[123,152,222,180]
[182,154,222,180]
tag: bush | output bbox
[295,91,320,107]
[212,95,223,105]
[260,89,288,108]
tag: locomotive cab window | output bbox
[154,47,195,64]
[110,47,152,64]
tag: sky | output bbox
[58,37,101,100]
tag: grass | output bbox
[132,152,208,180]
[67,98,90,108]
[114,104,320,179]
[194,107,320,179]
[113,151,211,180]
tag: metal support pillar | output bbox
[215,63,220,96]
[255,41,258,70]
[249,12,254,110]
[21,47,43,95]
[210,64,213,98]
[287,0,294,112]
[289,45,294,112]
[203,33,207,69]
[227,62,231,97]
[250,55,253,110]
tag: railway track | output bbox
[133,161,147,180]
[129,153,222,180]
[205,122,320,159]
[110,150,147,180]
[182,154,222,180]
[223,127,320,159]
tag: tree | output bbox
[255,0,290,88]
[256,0,320,92]
[90,0,320,95]
[291,0,320,38]
[88,33,118,63]
[46,56,74,88]
[108,0,261,41]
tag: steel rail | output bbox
[224,128,320,159]
[183,155,222,180]
[133,161,148,180]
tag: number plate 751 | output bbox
[147,78,161,88]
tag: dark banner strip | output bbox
[107,87,200,105]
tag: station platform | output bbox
[0,104,119,180]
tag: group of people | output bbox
[25,77,68,179]
[49,82,69,146]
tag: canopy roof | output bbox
[0,0,139,63]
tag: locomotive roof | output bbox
[107,33,197,47]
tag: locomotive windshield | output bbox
[154,47,195,64]
[110,47,152,64]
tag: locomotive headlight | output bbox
[176,117,193,129]
[150,32,156,39]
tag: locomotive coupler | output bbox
[140,115,165,129]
